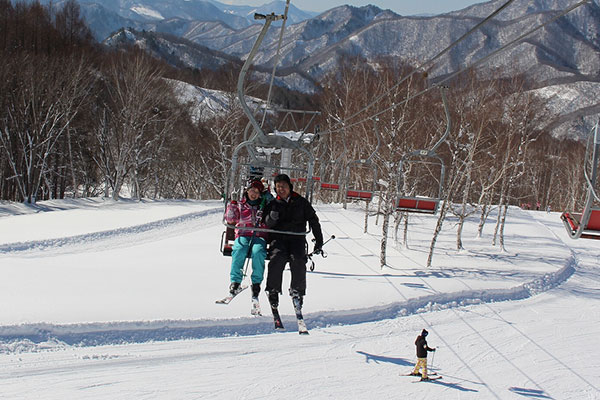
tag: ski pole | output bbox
[307,235,335,271]
[309,235,336,257]
[322,234,336,247]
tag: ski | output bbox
[292,296,309,335]
[414,376,442,382]
[251,297,262,316]
[272,307,284,330]
[215,285,248,304]
[402,372,439,377]
[296,318,309,335]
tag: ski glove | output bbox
[312,246,323,255]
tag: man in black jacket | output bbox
[263,174,323,314]
[410,329,436,379]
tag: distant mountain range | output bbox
[44,0,600,139]
[45,0,316,39]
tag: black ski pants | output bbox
[266,236,307,296]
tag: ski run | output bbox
[0,198,598,399]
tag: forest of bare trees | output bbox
[0,0,589,236]
[310,57,589,265]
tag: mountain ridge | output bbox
[49,0,600,139]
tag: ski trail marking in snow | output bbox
[0,206,577,362]
[405,211,585,398]
[0,207,222,256]
[512,211,599,392]
[0,259,575,350]
[317,207,503,398]
[315,205,382,272]
[316,205,578,399]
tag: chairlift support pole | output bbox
[225,8,317,205]
[236,12,284,141]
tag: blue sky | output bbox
[221,1,488,15]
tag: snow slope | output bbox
[0,198,598,399]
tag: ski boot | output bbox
[289,289,304,312]
[251,283,262,316]
[229,282,241,295]
[251,283,261,298]
[268,291,284,330]
[268,290,279,309]
[290,289,308,334]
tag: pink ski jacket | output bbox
[224,196,268,239]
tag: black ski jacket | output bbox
[415,335,434,358]
[264,191,323,247]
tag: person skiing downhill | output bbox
[410,329,436,380]
[224,179,272,314]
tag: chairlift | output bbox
[316,149,345,192]
[344,118,381,204]
[560,119,600,240]
[220,9,320,256]
[321,182,341,191]
[396,87,450,214]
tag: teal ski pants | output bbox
[230,236,267,285]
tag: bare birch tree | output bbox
[93,52,174,200]
[491,86,546,250]
[0,53,92,203]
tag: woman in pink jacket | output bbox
[224,179,272,313]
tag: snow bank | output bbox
[0,257,576,351]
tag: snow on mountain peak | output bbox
[130,6,164,20]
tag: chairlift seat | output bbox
[561,209,600,239]
[396,196,439,214]
[220,227,236,256]
[320,182,340,190]
[347,190,373,200]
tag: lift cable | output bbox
[319,0,517,135]
[319,0,590,137]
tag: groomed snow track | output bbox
[0,203,578,350]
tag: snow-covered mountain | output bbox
[447,0,600,20]
[104,28,241,71]
[34,0,599,139]
[208,0,317,25]
[166,78,269,122]
[42,0,317,38]
[98,1,600,139]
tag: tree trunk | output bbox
[403,214,409,249]
[427,201,448,268]
[456,215,465,250]
[364,200,369,233]
[380,200,390,268]
[499,203,508,252]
